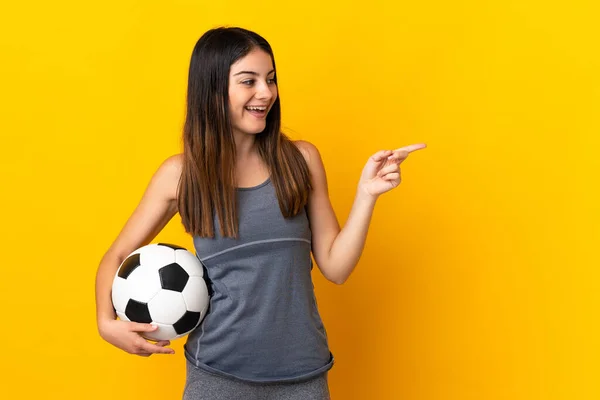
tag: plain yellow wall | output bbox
[1,0,599,399]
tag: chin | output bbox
[245,124,267,135]
[233,119,268,135]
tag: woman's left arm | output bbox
[296,140,426,285]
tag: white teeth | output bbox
[246,106,266,111]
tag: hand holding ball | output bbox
[111,243,210,341]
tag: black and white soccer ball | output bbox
[111,243,210,341]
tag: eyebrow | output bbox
[233,69,275,76]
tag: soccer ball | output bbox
[111,243,210,341]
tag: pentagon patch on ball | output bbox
[111,243,210,341]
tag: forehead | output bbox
[230,48,274,74]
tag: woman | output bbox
[95,26,426,399]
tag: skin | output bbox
[95,48,426,357]
[227,48,277,186]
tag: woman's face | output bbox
[228,48,278,137]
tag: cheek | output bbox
[231,90,251,107]
[228,94,243,115]
[228,86,241,104]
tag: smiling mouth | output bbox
[245,105,268,118]
[245,106,267,111]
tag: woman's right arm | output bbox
[95,154,183,356]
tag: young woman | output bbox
[95,27,426,399]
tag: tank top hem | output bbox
[183,348,334,384]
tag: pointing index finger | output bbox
[394,143,427,154]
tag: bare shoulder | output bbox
[293,140,321,166]
[161,153,184,173]
[154,153,184,202]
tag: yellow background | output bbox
[1,0,599,399]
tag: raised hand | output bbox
[358,143,427,198]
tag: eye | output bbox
[241,79,254,86]
[267,78,276,84]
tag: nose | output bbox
[255,80,274,101]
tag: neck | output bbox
[233,131,258,161]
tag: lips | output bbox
[245,105,268,118]
[245,105,267,111]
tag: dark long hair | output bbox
[178,27,311,238]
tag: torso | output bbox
[184,167,333,382]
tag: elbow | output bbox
[332,277,347,285]
[320,262,354,285]
[328,272,349,285]
[319,264,347,285]
[316,258,353,285]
